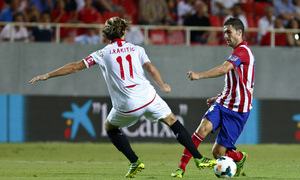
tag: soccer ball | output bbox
[213,156,237,178]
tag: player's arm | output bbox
[29,60,87,84]
[143,62,171,93]
[187,61,234,81]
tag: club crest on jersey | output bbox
[97,50,104,57]
[228,55,239,61]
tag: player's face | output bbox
[223,25,242,48]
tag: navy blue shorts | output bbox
[202,102,250,149]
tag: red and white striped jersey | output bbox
[82,39,156,112]
[216,41,255,113]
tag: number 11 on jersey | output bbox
[116,54,133,80]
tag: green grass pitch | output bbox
[0,143,299,179]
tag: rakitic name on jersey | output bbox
[110,47,135,54]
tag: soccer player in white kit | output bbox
[29,17,217,178]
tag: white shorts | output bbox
[107,94,172,127]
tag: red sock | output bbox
[226,150,243,162]
[178,132,204,171]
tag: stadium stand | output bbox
[167,30,185,45]
[149,29,167,45]
[241,0,254,16]
[246,15,257,45]
[208,15,223,45]
[254,1,272,17]
[103,11,119,21]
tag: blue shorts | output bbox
[202,102,250,149]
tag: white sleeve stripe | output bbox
[83,59,90,68]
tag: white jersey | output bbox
[83,39,156,112]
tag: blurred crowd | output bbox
[0,0,299,46]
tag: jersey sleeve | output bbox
[139,47,151,65]
[82,50,104,68]
[227,47,249,68]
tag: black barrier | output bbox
[25,96,218,143]
[1,95,300,144]
[259,100,300,143]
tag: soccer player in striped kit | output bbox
[171,18,255,178]
[29,17,217,178]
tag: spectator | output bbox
[177,0,196,25]
[138,0,174,25]
[65,0,78,14]
[167,0,178,23]
[78,0,101,24]
[0,0,5,11]
[93,0,125,14]
[223,3,248,29]
[52,0,75,39]
[293,0,300,15]
[260,18,287,46]
[210,0,239,16]
[75,0,85,10]
[285,18,300,46]
[77,0,102,35]
[63,28,100,44]
[0,12,29,42]
[0,0,22,22]
[184,0,211,44]
[28,0,54,14]
[30,11,53,42]
[20,0,40,22]
[223,3,249,42]
[273,0,299,26]
[123,13,144,45]
[257,5,276,43]
[64,0,79,23]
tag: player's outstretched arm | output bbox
[29,60,86,84]
[143,62,171,93]
[187,61,234,80]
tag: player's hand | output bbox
[187,71,200,80]
[29,74,49,84]
[206,97,216,107]
[160,84,171,93]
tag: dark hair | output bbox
[13,12,24,22]
[233,3,243,9]
[102,17,130,41]
[41,11,51,16]
[224,18,245,35]
[286,17,300,29]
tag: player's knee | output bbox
[197,118,213,135]
[197,125,210,136]
[105,119,116,132]
[161,113,177,126]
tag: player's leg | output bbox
[215,107,250,177]
[105,108,145,178]
[171,103,221,177]
[161,112,203,161]
[143,95,203,162]
[191,118,216,169]
[162,114,216,175]
[105,120,139,164]
[171,117,214,177]
[212,142,227,159]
